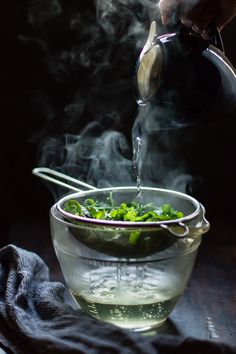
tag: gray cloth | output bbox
[0,244,235,354]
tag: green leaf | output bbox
[84,199,96,207]
[64,200,82,216]
[129,231,141,245]
[176,211,184,218]
[93,210,106,219]
[110,208,126,220]
[124,207,138,221]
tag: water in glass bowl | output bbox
[61,259,187,331]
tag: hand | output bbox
[158,0,236,37]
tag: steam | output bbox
[28,0,62,24]
[39,122,133,189]
[20,0,195,198]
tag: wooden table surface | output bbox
[2,216,236,347]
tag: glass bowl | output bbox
[50,187,210,332]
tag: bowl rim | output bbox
[55,186,201,229]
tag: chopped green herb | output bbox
[63,198,184,222]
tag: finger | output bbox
[201,27,213,39]
[180,17,193,28]
[179,0,212,26]
[180,2,212,34]
[159,0,181,25]
[181,15,212,33]
[192,24,202,33]
[192,15,212,34]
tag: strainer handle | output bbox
[187,204,210,236]
[160,222,189,238]
[160,204,210,238]
[32,167,98,192]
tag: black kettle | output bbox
[136,21,236,128]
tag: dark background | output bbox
[1,1,236,266]
[0,2,236,345]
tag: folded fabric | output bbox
[0,244,235,354]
